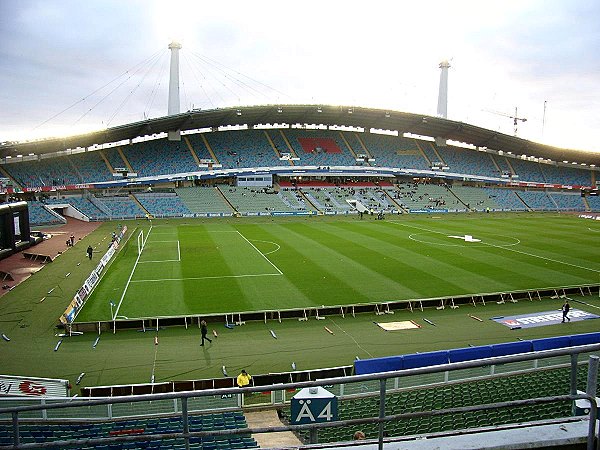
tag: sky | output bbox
[1,0,599,153]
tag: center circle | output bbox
[408,232,520,247]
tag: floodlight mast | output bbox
[436,60,451,119]
[167,41,182,141]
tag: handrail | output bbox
[3,343,599,415]
[1,344,599,450]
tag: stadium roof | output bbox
[2,104,599,166]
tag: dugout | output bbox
[0,201,31,260]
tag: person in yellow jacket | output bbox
[237,369,251,388]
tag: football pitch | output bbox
[76,214,600,323]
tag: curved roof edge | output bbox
[2,104,599,166]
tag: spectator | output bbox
[353,431,366,440]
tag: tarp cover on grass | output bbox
[376,320,421,331]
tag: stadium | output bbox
[1,7,600,449]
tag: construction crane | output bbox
[483,107,527,136]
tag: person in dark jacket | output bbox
[561,300,571,323]
[200,320,212,346]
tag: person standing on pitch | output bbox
[200,320,212,346]
[561,300,571,323]
[87,245,93,260]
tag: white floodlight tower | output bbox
[436,60,450,118]
[167,41,182,141]
[434,60,451,147]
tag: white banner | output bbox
[0,374,70,397]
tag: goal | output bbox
[137,230,145,256]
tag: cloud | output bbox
[0,0,599,152]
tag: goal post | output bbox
[137,230,145,256]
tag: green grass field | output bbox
[1,213,599,392]
[77,213,600,322]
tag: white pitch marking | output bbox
[251,239,281,255]
[236,231,283,275]
[448,235,481,242]
[130,273,282,283]
[113,225,152,320]
[138,259,181,264]
[393,221,600,274]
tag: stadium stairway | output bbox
[99,149,115,173]
[383,190,407,213]
[263,130,294,166]
[215,186,238,215]
[513,191,532,211]
[299,189,320,212]
[130,193,151,218]
[184,136,202,166]
[244,409,303,448]
[351,132,374,162]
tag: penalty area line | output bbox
[113,225,153,320]
[236,231,283,275]
[130,273,282,283]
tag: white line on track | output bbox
[329,318,374,358]
[391,221,600,274]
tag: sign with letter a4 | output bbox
[290,387,338,425]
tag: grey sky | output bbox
[1,0,599,153]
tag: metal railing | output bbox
[1,344,599,450]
